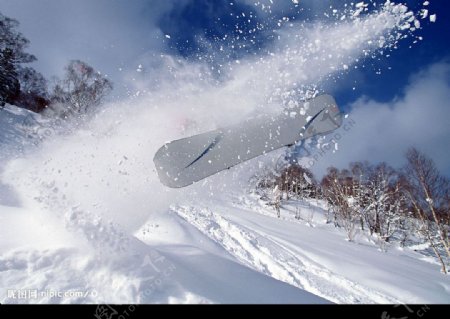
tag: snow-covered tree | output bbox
[0,12,37,106]
[18,67,48,98]
[322,163,408,246]
[321,167,359,240]
[403,147,449,273]
[277,164,317,200]
[349,161,372,231]
[367,164,402,243]
[252,163,318,201]
[347,161,407,247]
[0,48,19,106]
[0,12,48,111]
[251,166,278,201]
[0,13,36,64]
[48,60,113,118]
[272,185,282,218]
[14,67,49,112]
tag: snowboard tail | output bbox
[154,94,342,188]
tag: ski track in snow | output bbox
[174,205,400,304]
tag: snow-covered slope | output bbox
[0,202,327,304]
[0,102,449,304]
[0,104,328,304]
[171,196,450,303]
[1,1,448,304]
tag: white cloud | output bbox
[310,61,450,177]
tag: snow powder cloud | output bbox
[309,60,450,177]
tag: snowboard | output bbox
[154,94,342,188]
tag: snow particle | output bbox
[420,9,429,20]
[414,20,421,29]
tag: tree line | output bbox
[253,147,450,274]
[0,11,112,117]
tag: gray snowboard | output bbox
[154,94,342,188]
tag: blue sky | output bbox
[1,0,449,175]
[156,0,450,106]
[1,0,448,105]
[158,0,450,105]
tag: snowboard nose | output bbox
[300,95,342,140]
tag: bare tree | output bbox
[15,67,49,112]
[269,184,282,218]
[404,147,449,273]
[18,67,48,97]
[250,166,278,201]
[350,161,372,232]
[48,60,113,118]
[371,164,404,244]
[0,13,36,64]
[349,161,406,249]
[321,167,359,241]
[0,12,45,109]
[0,48,19,106]
[393,175,419,249]
[276,164,317,200]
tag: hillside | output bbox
[1,104,448,304]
